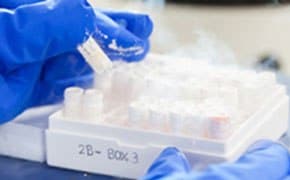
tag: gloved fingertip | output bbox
[144,15,154,38]
[161,147,181,156]
[121,40,150,62]
[246,140,276,153]
[123,52,147,62]
[135,14,153,40]
[143,147,191,180]
[232,140,290,180]
[101,10,154,40]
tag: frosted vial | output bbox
[257,71,277,97]
[169,111,183,135]
[128,75,146,101]
[148,104,168,132]
[63,87,84,119]
[238,82,260,118]
[218,86,238,118]
[241,70,257,79]
[145,76,165,98]
[110,69,132,106]
[78,37,112,74]
[82,89,103,122]
[259,71,276,84]
[210,73,226,87]
[167,102,186,134]
[94,71,112,92]
[206,107,232,139]
[128,101,148,129]
[183,108,204,137]
[187,86,205,103]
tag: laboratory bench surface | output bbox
[0,156,125,180]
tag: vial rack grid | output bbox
[46,54,289,179]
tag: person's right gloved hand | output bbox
[0,0,153,123]
[143,140,290,180]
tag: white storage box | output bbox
[0,105,60,162]
[46,85,288,179]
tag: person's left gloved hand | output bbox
[0,0,153,123]
[143,140,290,180]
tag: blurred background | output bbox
[90,0,290,74]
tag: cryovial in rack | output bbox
[78,37,112,74]
[257,71,277,98]
[206,106,232,140]
[258,71,276,84]
[145,76,164,98]
[169,111,184,135]
[128,100,148,129]
[127,74,147,102]
[186,85,207,103]
[94,71,112,93]
[182,106,205,137]
[218,86,239,121]
[81,89,104,122]
[63,87,84,119]
[209,73,227,87]
[148,101,169,132]
[238,81,261,118]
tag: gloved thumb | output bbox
[142,147,191,180]
[192,140,290,180]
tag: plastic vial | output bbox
[239,82,260,119]
[210,73,226,87]
[166,101,185,134]
[109,68,131,108]
[258,71,277,97]
[148,103,168,132]
[169,111,184,135]
[82,89,103,122]
[259,71,276,84]
[182,108,205,137]
[218,87,238,106]
[204,83,219,99]
[94,71,112,92]
[128,75,146,102]
[78,37,112,74]
[188,86,204,103]
[218,86,239,124]
[63,87,84,119]
[146,76,165,98]
[128,101,148,129]
[206,108,232,139]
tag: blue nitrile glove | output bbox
[0,0,153,123]
[143,140,290,180]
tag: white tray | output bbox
[46,86,289,179]
[0,105,60,162]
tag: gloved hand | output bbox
[0,0,153,123]
[143,140,290,180]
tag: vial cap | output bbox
[64,87,84,103]
[83,89,103,106]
